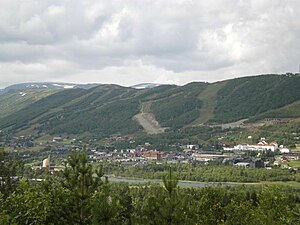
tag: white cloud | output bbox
[46,5,65,17]
[0,0,299,88]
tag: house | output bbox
[192,153,227,162]
[282,154,300,161]
[220,141,231,147]
[234,141,278,152]
[53,137,63,142]
[186,144,199,150]
[279,147,290,154]
[234,162,250,167]
[142,150,167,160]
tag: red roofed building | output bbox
[142,150,167,160]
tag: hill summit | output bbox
[0,74,299,138]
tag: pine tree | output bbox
[91,177,122,225]
[63,145,104,224]
[161,166,179,225]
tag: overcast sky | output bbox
[0,0,299,88]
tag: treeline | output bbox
[2,178,300,225]
[103,162,298,183]
[1,149,300,225]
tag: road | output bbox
[107,176,231,188]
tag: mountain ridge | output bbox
[0,74,299,137]
[0,82,101,94]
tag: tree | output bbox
[162,166,178,196]
[90,177,122,225]
[0,147,24,197]
[3,179,51,225]
[161,166,180,225]
[62,145,104,224]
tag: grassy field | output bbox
[288,160,300,168]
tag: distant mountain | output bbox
[0,74,299,138]
[130,83,161,89]
[0,82,100,94]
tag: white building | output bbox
[187,144,199,150]
[279,147,290,153]
[234,162,250,167]
[233,141,278,152]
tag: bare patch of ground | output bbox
[134,113,166,134]
[133,102,166,134]
[219,119,248,129]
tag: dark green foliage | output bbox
[103,162,296,183]
[212,74,300,123]
[63,146,104,224]
[45,99,141,136]
[3,179,52,225]
[162,166,178,196]
[248,100,300,122]
[0,148,24,197]
[90,178,122,225]
[151,82,207,128]
[1,149,300,225]
[151,95,202,128]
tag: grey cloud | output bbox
[0,0,300,88]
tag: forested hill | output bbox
[0,74,299,137]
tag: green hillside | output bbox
[0,89,57,119]
[211,74,300,123]
[0,74,299,137]
[150,82,208,128]
[0,85,142,137]
[248,100,300,122]
[0,88,88,130]
[42,85,142,137]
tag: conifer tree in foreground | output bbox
[63,145,104,224]
[162,166,179,225]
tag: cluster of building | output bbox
[224,141,290,153]
[90,149,168,161]
[87,140,299,169]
